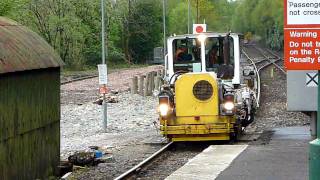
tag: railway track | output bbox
[114,142,174,180]
[113,142,214,180]
[242,45,285,107]
[253,47,286,74]
[61,74,98,85]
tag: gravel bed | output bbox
[61,92,161,158]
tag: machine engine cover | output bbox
[175,73,219,117]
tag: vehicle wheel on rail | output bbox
[241,108,255,127]
[231,119,242,142]
[242,114,254,127]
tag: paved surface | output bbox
[166,145,248,180]
[217,126,310,180]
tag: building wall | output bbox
[0,68,60,180]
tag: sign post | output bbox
[98,64,108,129]
[100,0,110,131]
[284,1,320,179]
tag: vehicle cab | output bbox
[164,32,241,85]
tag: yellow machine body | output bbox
[160,73,236,141]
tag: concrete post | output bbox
[138,75,144,96]
[131,76,138,94]
[154,75,160,92]
[148,72,155,96]
[143,73,150,97]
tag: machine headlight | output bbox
[224,102,235,111]
[159,104,169,116]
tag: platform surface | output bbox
[166,145,248,180]
[217,126,310,180]
[166,126,310,180]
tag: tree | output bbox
[0,0,14,16]
[231,0,284,49]
[168,2,195,35]
[128,0,163,64]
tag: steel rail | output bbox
[61,75,98,85]
[243,45,287,107]
[254,47,286,74]
[242,49,262,108]
[114,142,174,180]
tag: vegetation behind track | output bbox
[0,0,283,70]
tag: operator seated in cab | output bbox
[206,36,234,79]
[175,46,191,62]
[173,38,201,72]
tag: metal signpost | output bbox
[284,1,320,179]
[100,0,108,130]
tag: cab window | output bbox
[205,36,234,79]
[172,38,201,72]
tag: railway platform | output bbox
[166,126,310,180]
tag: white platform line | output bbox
[165,145,248,180]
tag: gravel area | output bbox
[61,93,160,158]
[60,65,167,179]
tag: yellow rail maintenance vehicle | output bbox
[158,27,257,142]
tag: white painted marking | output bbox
[165,145,248,180]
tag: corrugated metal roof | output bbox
[0,17,64,74]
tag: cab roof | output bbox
[168,32,243,40]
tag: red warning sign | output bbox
[284,29,320,70]
[284,0,320,70]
